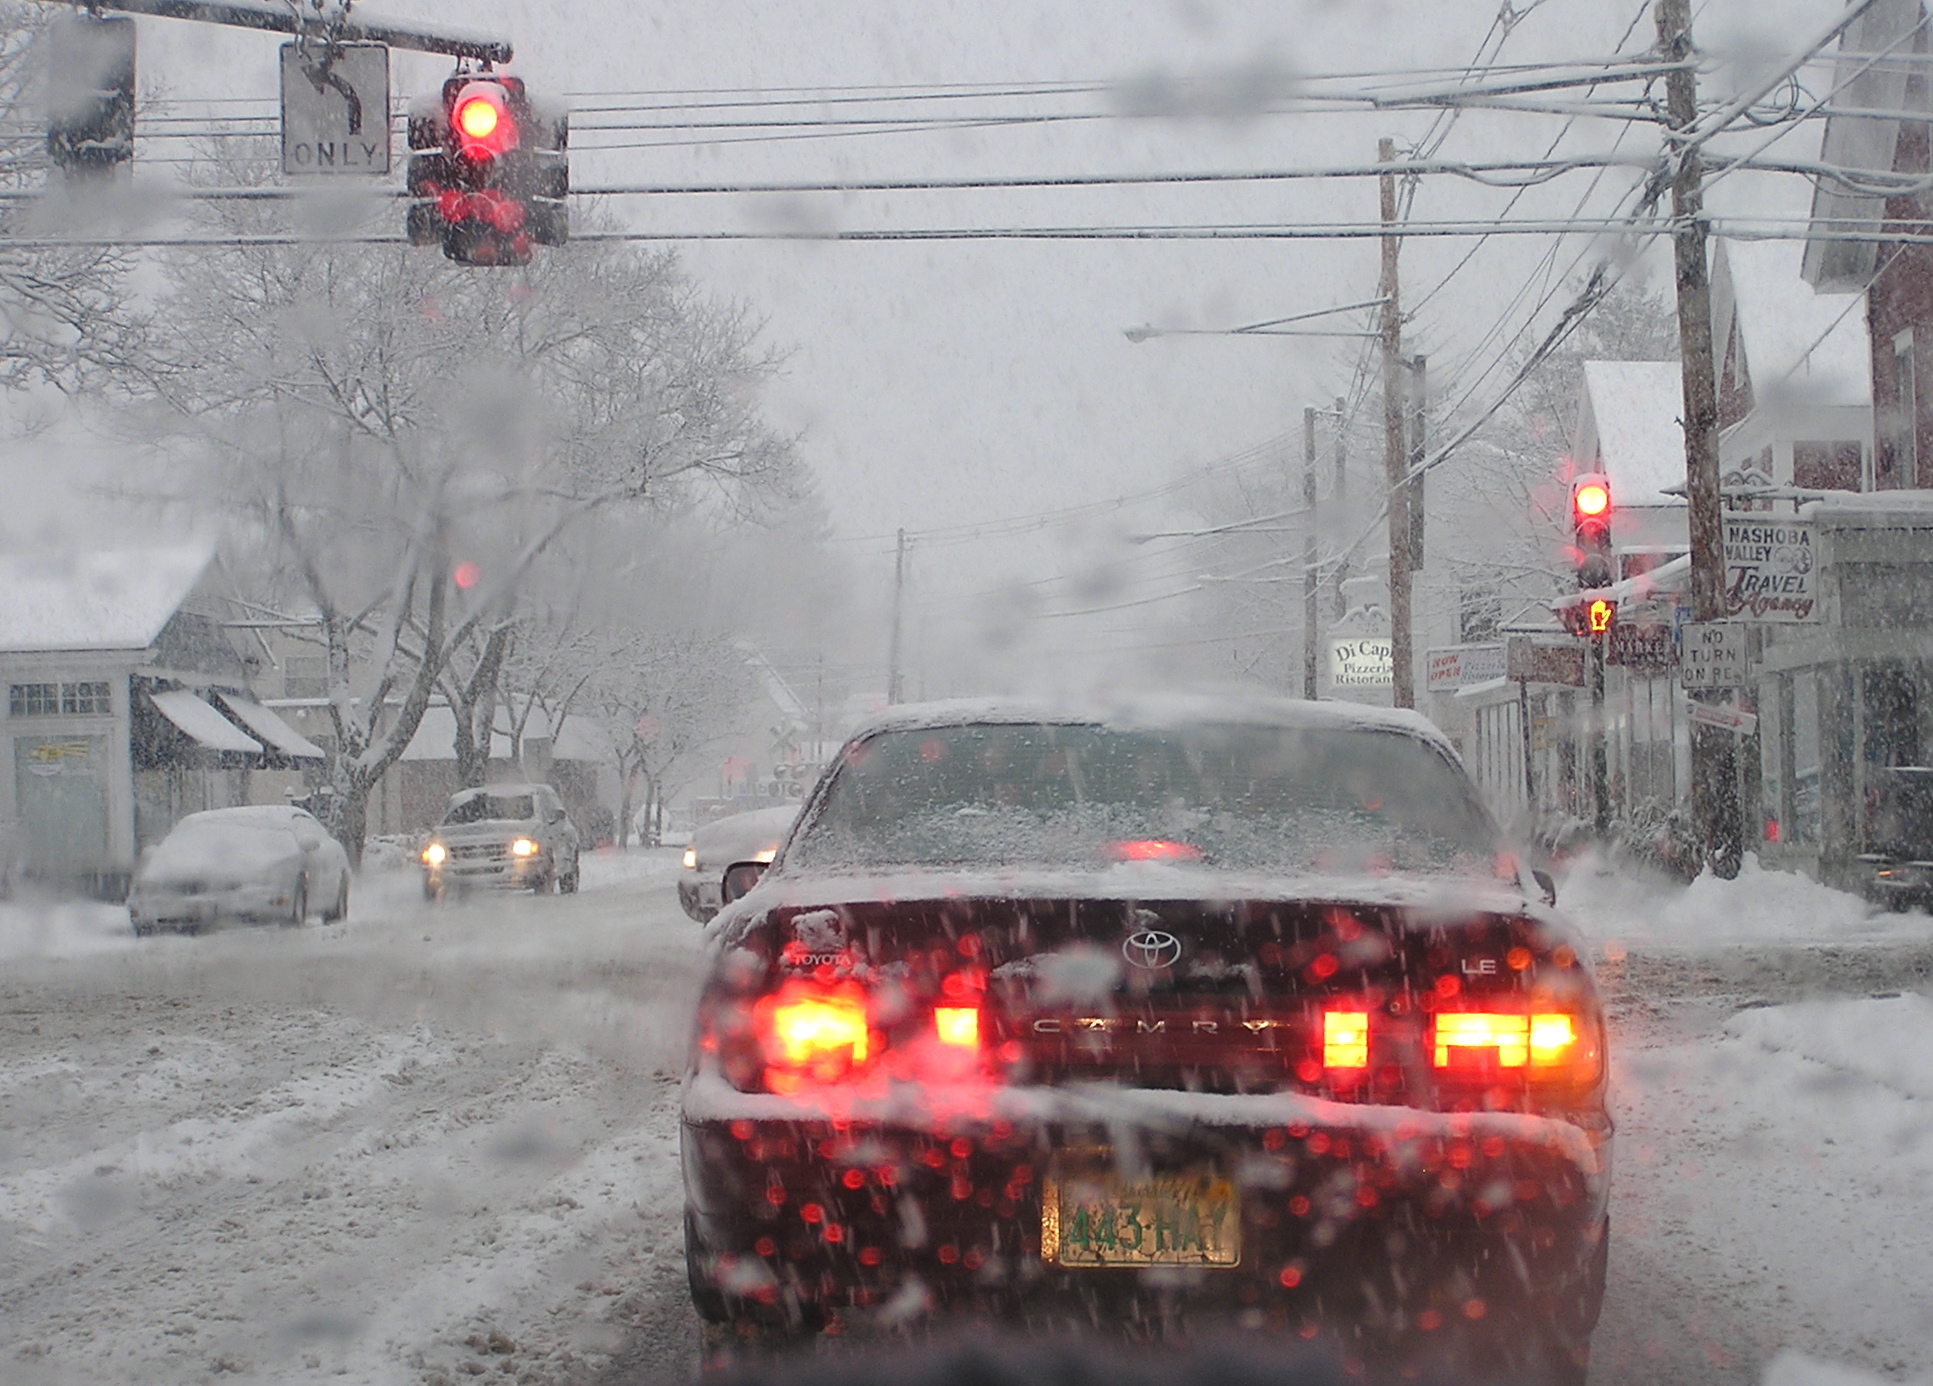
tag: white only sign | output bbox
[281,43,390,176]
[1723,516,1818,622]
[1680,621,1747,689]
[1330,637,1393,688]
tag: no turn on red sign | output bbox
[1680,622,1746,689]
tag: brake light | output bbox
[1322,1009,1369,1068]
[934,1006,980,1048]
[755,980,870,1087]
[1433,1011,1586,1073]
[1107,839,1203,861]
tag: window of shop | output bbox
[9,682,112,717]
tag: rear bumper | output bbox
[681,1074,1611,1351]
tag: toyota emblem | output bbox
[1122,929,1182,970]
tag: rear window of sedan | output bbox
[788,721,1501,877]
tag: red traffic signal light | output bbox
[451,81,517,159]
[1573,478,1610,521]
[407,75,568,267]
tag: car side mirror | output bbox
[721,860,767,904]
[1531,868,1558,907]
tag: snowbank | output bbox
[1727,993,1933,1103]
[1558,851,1925,950]
[0,896,135,960]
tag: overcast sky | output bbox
[13,0,1850,692]
[121,1,1839,544]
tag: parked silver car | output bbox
[129,806,351,934]
[420,783,581,897]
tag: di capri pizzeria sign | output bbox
[1723,517,1818,623]
[1330,638,1393,687]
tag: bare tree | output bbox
[575,632,752,847]
[131,180,804,859]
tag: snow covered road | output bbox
[0,851,708,1386]
[4,851,1933,1386]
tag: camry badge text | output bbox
[1122,929,1183,969]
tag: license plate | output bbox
[1041,1164,1240,1267]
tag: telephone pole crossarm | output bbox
[68,0,513,64]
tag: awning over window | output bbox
[216,693,325,761]
[149,689,262,755]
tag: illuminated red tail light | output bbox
[933,1006,980,1048]
[1432,1010,1598,1084]
[1322,1009,1370,1069]
[1106,839,1204,862]
[754,979,871,1091]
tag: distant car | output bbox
[1858,765,1933,909]
[682,697,1609,1381]
[129,805,350,934]
[677,805,799,921]
[420,783,581,898]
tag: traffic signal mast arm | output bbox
[62,0,511,63]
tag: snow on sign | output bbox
[1723,516,1817,622]
[1330,638,1392,687]
[1680,621,1746,689]
[280,43,390,176]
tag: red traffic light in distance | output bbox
[1573,477,1611,521]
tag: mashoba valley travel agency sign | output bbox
[1723,517,1817,622]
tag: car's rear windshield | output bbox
[788,721,1502,876]
[442,794,535,825]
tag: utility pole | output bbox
[1657,0,1741,877]
[1407,356,1427,573]
[1303,406,1320,699]
[1333,395,1349,621]
[887,528,907,705]
[1379,138,1415,709]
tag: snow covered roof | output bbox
[1714,240,1869,410]
[149,689,262,755]
[0,545,215,654]
[1576,361,1687,508]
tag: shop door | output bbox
[14,735,109,875]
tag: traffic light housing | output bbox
[1569,472,1613,588]
[46,15,135,183]
[407,74,567,266]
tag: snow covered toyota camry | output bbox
[681,697,1610,1380]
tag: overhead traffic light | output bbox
[407,73,567,266]
[1569,472,1613,588]
[46,14,136,183]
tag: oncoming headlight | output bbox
[421,842,446,866]
[511,838,538,857]
[682,846,697,870]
